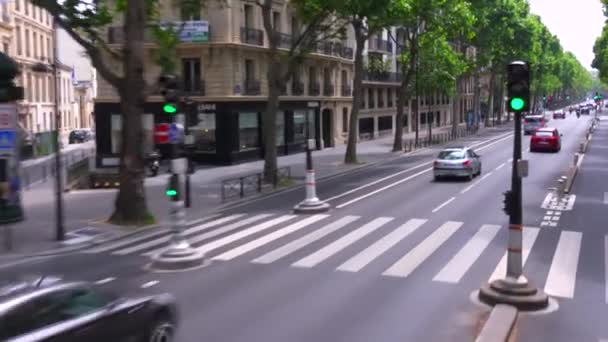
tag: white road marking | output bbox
[252,216,360,264]
[143,214,272,257]
[431,197,456,213]
[329,132,514,208]
[337,218,427,273]
[196,215,296,255]
[605,236,608,304]
[544,231,582,298]
[212,215,329,261]
[433,224,501,283]
[604,192,608,204]
[495,162,506,171]
[460,172,493,194]
[508,158,513,163]
[113,214,244,255]
[382,221,463,278]
[489,227,540,282]
[141,280,159,288]
[94,277,116,285]
[292,217,394,268]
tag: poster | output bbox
[160,20,210,43]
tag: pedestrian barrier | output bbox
[220,166,291,203]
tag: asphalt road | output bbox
[0,110,597,341]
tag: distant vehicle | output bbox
[552,111,565,119]
[523,115,546,135]
[433,147,482,181]
[0,276,178,342]
[68,129,93,144]
[530,127,562,153]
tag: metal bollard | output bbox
[579,142,585,153]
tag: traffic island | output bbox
[478,277,549,311]
[149,245,207,271]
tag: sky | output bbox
[528,0,605,70]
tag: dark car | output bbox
[552,111,565,119]
[68,130,89,144]
[0,276,178,342]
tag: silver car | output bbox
[523,115,546,135]
[433,147,482,181]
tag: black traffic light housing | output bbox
[159,74,180,114]
[502,190,514,216]
[507,61,530,113]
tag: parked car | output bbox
[523,115,546,135]
[68,129,92,144]
[552,111,566,119]
[530,127,562,153]
[433,146,482,181]
[0,275,178,342]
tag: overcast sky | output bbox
[528,0,605,69]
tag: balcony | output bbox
[363,71,402,83]
[278,83,287,96]
[368,38,393,53]
[341,85,352,97]
[182,79,205,96]
[241,27,264,46]
[323,83,334,96]
[308,81,320,96]
[292,81,304,96]
[311,41,354,60]
[243,79,261,95]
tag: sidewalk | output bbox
[1,122,509,259]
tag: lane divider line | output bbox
[94,277,115,285]
[495,162,506,171]
[431,197,456,213]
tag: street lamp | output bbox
[32,52,63,241]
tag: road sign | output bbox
[168,123,183,144]
[154,123,170,144]
[0,130,16,154]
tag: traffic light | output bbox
[159,74,180,115]
[594,92,601,101]
[502,190,514,216]
[166,174,180,201]
[543,95,546,102]
[507,61,530,112]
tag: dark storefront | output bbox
[94,101,321,167]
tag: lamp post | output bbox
[32,23,63,241]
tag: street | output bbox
[1,110,602,341]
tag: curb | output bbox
[475,304,518,342]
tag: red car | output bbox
[553,111,565,119]
[530,127,562,152]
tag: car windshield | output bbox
[526,117,541,122]
[535,131,554,137]
[438,151,465,160]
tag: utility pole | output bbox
[478,61,548,311]
[51,22,64,241]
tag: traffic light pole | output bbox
[507,110,523,279]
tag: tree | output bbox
[328,0,395,164]
[33,0,205,225]
[257,0,346,183]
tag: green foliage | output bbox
[417,30,466,96]
[365,57,392,75]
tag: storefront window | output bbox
[294,109,315,144]
[111,114,121,154]
[190,113,216,152]
[239,112,259,150]
[276,112,285,146]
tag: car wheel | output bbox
[467,171,473,181]
[146,318,174,342]
[434,175,441,182]
[477,165,482,176]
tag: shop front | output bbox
[93,100,321,167]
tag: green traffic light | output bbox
[510,97,525,111]
[166,189,178,197]
[163,103,177,114]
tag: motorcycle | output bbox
[576,111,581,118]
[147,150,161,177]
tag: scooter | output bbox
[147,150,161,177]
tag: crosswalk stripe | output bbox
[113,214,244,255]
[433,224,501,283]
[251,216,360,264]
[488,227,540,282]
[213,215,329,261]
[382,221,463,278]
[196,215,297,255]
[143,214,273,257]
[87,213,223,254]
[337,218,427,273]
[544,231,582,299]
[292,217,394,268]
[605,236,608,304]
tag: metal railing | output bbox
[323,83,334,96]
[240,27,264,46]
[308,81,320,96]
[341,85,352,97]
[244,79,261,95]
[368,38,393,53]
[292,81,304,96]
[363,71,402,83]
[182,79,205,96]
[221,166,291,203]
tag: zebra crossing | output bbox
[89,212,593,300]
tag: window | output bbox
[36,76,41,102]
[25,1,29,15]
[47,75,52,101]
[378,88,384,108]
[342,107,348,133]
[272,11,281,32]
[2,42,8,54]
[111,114,121,154]
[245,59,254,82]
[180,1,200,20]
[244,4,253,28]
[191,112,216,152]
[293,109,314,144]
[368,88,374,108]
[291,15,298,36]
[47,37,51,61]
[26,73,32,101]
[33,32,37,59]
[379,116,392,131]
[40,35,44,59]
[181,58,201,92]
[387,88,393,107]
[238,112,259,150]
[15,0,20,11]
[25,29,30,57]
[16,26,21,55]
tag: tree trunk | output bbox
[497,74,504,124]
[109,0,150,225]
[486,70,495,127]
[392,50,416,151]
[427,103,432,144]
[261,0,279,183]
[473,67,481,127]
[452,77,461,136]
[345,21,365,164]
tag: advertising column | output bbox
[0,102,23,223]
